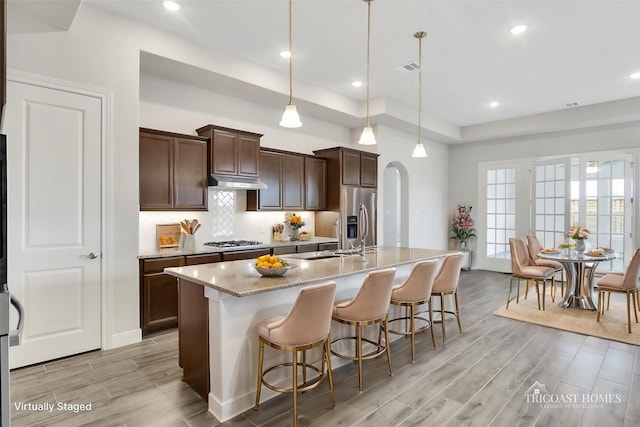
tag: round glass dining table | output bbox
[537,251,617,310]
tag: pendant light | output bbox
[279,0,302,128]
[411,31,427,158]
[358,0,376,145]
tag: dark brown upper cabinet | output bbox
[248,150,283,210]
[282,153,305,210]
[196,124,261,178]
[313,147,379,188]
[247,149,326,211]
[139,128,208,211]
[305,156,326,210]
[360,152,378,187]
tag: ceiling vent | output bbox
[564,101,580,108]
[397,62,420,73]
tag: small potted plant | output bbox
[285,213,305,241]
[450,205,476,251]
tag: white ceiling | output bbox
[10,0,640,142]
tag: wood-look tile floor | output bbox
[10,270,640,427]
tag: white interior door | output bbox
[4,80,102,368]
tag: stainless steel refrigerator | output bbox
[316,187,377,252]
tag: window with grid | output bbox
[486,168,516,259]
[533,162,568,249]
[571,158,628,271]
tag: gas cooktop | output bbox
[203,240,263,248]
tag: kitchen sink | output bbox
[282,251,343,260]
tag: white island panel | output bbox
[165,247,454,422]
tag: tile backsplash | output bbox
[139,188,316,254]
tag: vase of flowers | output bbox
[285,213,305,241]
[451,205,476,251]
[568,225,589,254]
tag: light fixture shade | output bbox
[411,142,427,158]
[279,104,302,128]
[358,125,377,145]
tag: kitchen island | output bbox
[164,247,452,422]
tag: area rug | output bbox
[493,288,640,346]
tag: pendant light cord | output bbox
[365,0,371,127]
[418,34,422,143]
[288,0,293,105]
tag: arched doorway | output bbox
[383,162,409,247]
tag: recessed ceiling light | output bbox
[489,101,499,108]
[163,1,180,11]
[630,72,640,79]
[352,81,363,88]
[510,25,527,35]
[280,50,291,58]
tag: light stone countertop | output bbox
[164,247,454,297]
[138,236,338,259]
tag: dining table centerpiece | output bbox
[450,205,476,251]
[568,225,590,254]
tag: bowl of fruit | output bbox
[254,255,294,277]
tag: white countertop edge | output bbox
[165,248,456,297]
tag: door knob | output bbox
[82,252,99,259]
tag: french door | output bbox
[477,153,634,273]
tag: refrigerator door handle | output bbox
[360,203,369,244]
[9,295,24,347]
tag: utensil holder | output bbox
[180,234,196,251]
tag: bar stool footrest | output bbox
[330,336,388,361]
[260,362,327,394]
[387,315,432,336]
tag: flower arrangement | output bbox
[568,225,590,240]
[450,205,476,242]
[286,213,305,229]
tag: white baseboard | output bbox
[107,329,142,350]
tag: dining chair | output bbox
[527,235,564,299]
[507,238,556,310]
[596,249,640,333]
[254,282,337,427]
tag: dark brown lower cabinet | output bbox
[178,253,222,400]
[222,248,269,261]
[178,279,209,401]
[318,242,339,251]
[272,245,297,255]
[140,256,185,336]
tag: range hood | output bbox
[208,174,267,190]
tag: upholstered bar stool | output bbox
[387,260,439,362]
[331,267,397,392]
[507,238,556,310]
[431,253,464,343]
[254,282,337,427]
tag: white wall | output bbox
[8,6,143,346]
[11,2,633,350]
[376,126,450,251]
[140,75,452,253]
[7,5,452,349]
[448,122,640,252]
